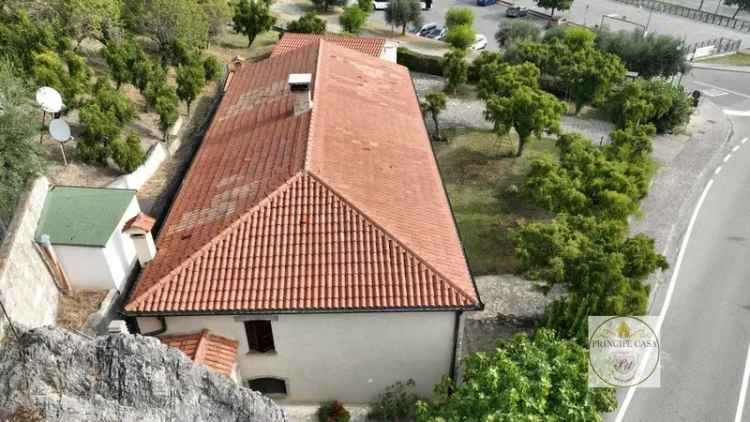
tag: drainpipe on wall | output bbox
[36,234,72,293]
[141,316,167,336]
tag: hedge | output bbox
[397,47,443,76]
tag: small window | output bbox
[244,320,275,353]
[248,377,287,396]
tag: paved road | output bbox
[368,0,750,54]
[610,69,750,422]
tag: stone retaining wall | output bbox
[0,177,59,340]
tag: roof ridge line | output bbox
[305,171,477,305]
[303,40,324,171]
[125,172,307,311]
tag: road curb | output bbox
[691,62,750,74]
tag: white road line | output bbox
[724,154,732,163]
[735,344,750,422]
[733,145,741,153]
[715,167,722,175]
[724,110,750,117]
[693,80,750,101]
[743,137,749,145]
[614,179,715,422]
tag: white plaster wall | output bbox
[108,143,168,190]
[138,311,456,403]
[55,245,113,289]
[104,197,139,290]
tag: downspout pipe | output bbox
[142,316,167,336]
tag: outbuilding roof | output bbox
[124,39,479,314]
[36,186,136,247]
[159,330,239,376]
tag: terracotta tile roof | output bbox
[271,33,385,58]
[123,212,156,233]
[159,330,239,376]
[124,40,478,314]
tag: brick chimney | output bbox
[288,73,313,116]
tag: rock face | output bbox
[0,327,286,422]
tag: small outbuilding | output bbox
[35,186,153,291]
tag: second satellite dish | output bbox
[49,119,71,142]
[35,87,63,113]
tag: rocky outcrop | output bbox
[0,327,286,422]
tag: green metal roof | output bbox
[35,186,137,247]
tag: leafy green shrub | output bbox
[340,5,368,34]
[445,7,474,29]
[495,20,541,48]
[78,79,135,165]
[155,88,179,141]
[605,78,692,132]
[287,12,327,33]
[203,55,223,81]
[110,132,146,173]
[358,0,374,12]
[318,401,351,422]
[368,380,419,422]
[442,48,467,92]
[417,329,617,421]
[396,47,442,76]
[595,28,688,78]
[468,50,502,83]
[444,24,475,50]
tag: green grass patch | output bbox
[698,52,750,67]
[434,129,557,275]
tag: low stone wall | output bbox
[0,177,59,340]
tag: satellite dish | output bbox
[35,87,63,113]
[49,119,71,142]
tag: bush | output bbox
[110,132,145,173]
[605,78,692,133]
[468,50,502,83]
[397,47,442,76]
[445,7,474,29]
[340,5,368,34]
[495,20,540,48]
[442,48,468,92]
[203,55,223,81]
[368,380,419,422]
[287,12,327,33]
[358,0,374,11]
[444,24,475,50]
[318,401,351,422]
[595,28,688,78]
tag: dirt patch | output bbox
[56,289,108,330]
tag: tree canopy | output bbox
[495,20,541,48]
[385,0,422,35]
[536,0,573,17]
[444,24,475,50]
[340,5,368,34]
[53,0,121,46]
[444,7,474,29]
[595,28,688,78]
[417,328,618,421]
[140,0,210,64]
[605,78,692,133]
[442,48,468,93]
[232,0,277,47]
[724,0,750,18]
[286,12,327,33]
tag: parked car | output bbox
[373,0,428,10]
[506,6,528,17]
[477,0,497,6]
[472,34,487,50]
[425,26,447,40]
[415,22,438,36]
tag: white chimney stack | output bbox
[122,213,157,266]
[288,73,313,116]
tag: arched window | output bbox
[247,377,287,396]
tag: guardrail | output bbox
[612,0,750,33]
[687,37,743,59]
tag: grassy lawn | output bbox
[698,52,750,67]
[434,129,557,275]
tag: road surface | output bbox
[611,68,750,421]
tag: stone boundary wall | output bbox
[0,177,59,340]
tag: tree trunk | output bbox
[733,7,741,19]
[516,135,527,157]
[401,23,407,35]
[432,113,440,141]
[698,0,704,10]
[248,34,255,47]
[550,7,556,18]
[187,101,192,116]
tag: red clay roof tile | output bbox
[271,33,385,58]
[123,212,156,233]
[159,330,239,376]
[125,39,478,314]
